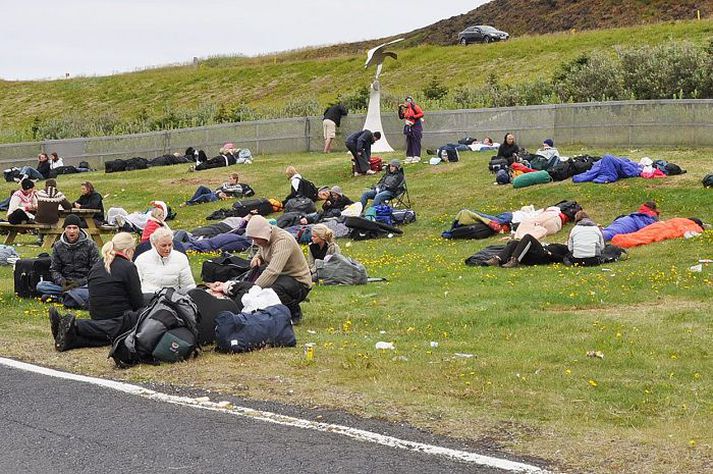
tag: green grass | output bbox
[0,148,711,472]
[3,18,713,142]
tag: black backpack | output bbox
[14,254,52,298]
[201,254,251,283]
[297,178,319,201]
[109,288,200,368]
[488,157,509,173]
[438,146,459,162]
[232,198,274,218]
[704,173,713,188]
[284,196,317,214]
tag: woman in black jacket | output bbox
[73,181,105,223]
[50,232,146,352]
[497,133,520,165]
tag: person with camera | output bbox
[399,96,424,164]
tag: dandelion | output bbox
[588,379,598,388]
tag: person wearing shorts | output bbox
[322,103,348,153]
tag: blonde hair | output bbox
[311,224,334,243]
[150,206,165,221]
[285,166,297,178]
[150,227,173,246]
[229,172,240,181]
[102,232,136,273]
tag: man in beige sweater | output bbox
[209,215,312,322]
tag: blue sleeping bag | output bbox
[572,155,642,184]
[602,213,658,241]
[214,304,296,353]
[182,233,251,253]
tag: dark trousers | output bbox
[498,234,551,265]
[195,156,236,171]
[404,121,423,157]
[188,288,240,345]
[66,311,139,350]
[8,209,32,225]
[569,256,601,267]
[270,275,311,320]
[347,142,370,173]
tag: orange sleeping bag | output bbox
[611,218,703,248]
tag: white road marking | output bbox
[0,357,548,473]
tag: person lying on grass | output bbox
[180,172,253,207]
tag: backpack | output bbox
[78,161,90,169]
[297,178,319,201]
[664,163,685,176]
[488,157,509,173]
[372,204,394,226]
[13,254,52,298]
[552,200,582,222]
[392,208,416,225]
[105,159,127,173]
[109,288,200,368]
[315,254,368,285]
[4,168,22,182]
[284,196,316,214]
[232,198,275,217]
[703,173,713,188]
[495,169,511,185]
[344,215,403,240]
[448,222,495,240]
[201,254,251,283]
[438,146,459,163]
[214,304,296,354]
[458,136,476,146]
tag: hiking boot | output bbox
[48,307,61,341]
[55,313,76,352]
[484,256,501,267]
[501,257,520,268]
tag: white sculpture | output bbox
[363,38,404,153]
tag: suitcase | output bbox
[231,198,274,218]
[14,254,52,298]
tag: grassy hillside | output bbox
[0,147,711,472]
[2,19,713,144]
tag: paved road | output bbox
[0,365,529,474]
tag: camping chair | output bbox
[386,185,411,209]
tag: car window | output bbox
[479,26,497,33]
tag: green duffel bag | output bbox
[512,170,552,189]
[152,327,197,363]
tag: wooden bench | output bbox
[0,222,54,245]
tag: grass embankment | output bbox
[0,148,711,472]
[2,19,713,143]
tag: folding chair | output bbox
[386,185,411,209]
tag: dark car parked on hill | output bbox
[457,25,509,45]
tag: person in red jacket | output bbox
[141,201,170,242]
[399,96,424,163]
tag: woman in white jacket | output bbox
[135,227,196,294]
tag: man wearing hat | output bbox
[207,215,312,323]
[36,213,101,301]
[535,138,560,162]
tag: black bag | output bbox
[344,215,403,240]
[599,244,628,264]
[201,255,251,283]
[449,222,495,240]
[105,159,126,173]
[125,157,148,171]
[4,168,22,182]
[664,163,685,176]
[552,200,582,222]
[458,136,476,145]
[392,209,416,225]
[464,244,507,266]
[232,198,274,218]
[49,166,79,178]
[214,304,296,353]
[14,254,52,298]
[703,173,713,188]
[109,288,200,368]
[438,146,459,163]
[78,161,90,169]
[297,178,319,201]
[488,157,509,173]
[548,160,575,181]
[284,196,316,214]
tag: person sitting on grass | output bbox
[319,185,354,218]
[36,214,101,301]
[206,215,312,323]
[345,129,380,176]
[135,227,196,295]
[49,232,145,352]
[307,224,341,278]
[141,201,170,243]
[567,211,605,267]
[18,153,51,181]
[181,172,253,207]
[360,159,405,212]
[282,166,317,204]
[497,132,520,165]
[485,233,569,268]
[6,178,38,224]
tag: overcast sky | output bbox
[0,1,490,81]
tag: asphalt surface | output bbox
[0,365,520,474]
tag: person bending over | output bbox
[207,215,312,323]
[49,232,145,352]
[345,129,380,176]
[360,159,405,211]
[323,102,348,153]
[135,227,196,295]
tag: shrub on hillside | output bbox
[423,79,449,100]
[338,86,370,112]
[554,52,625,102]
